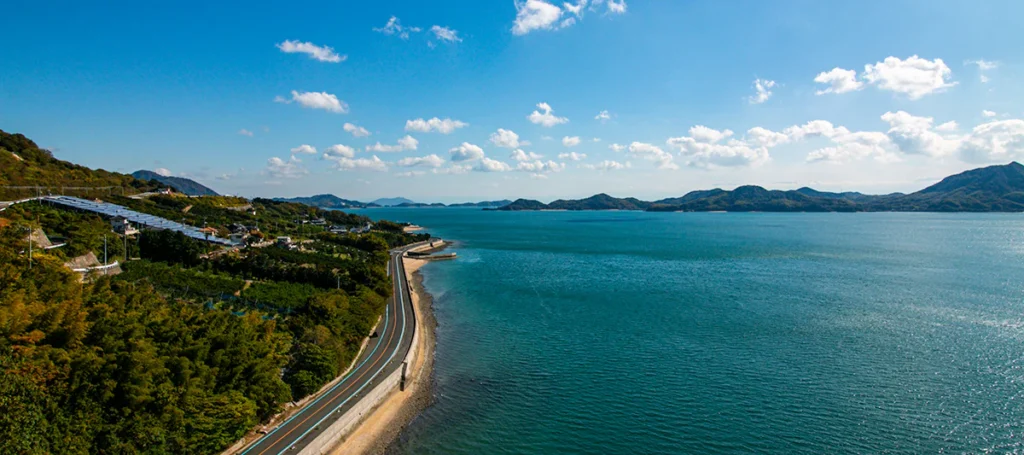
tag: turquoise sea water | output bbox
[352,209,1024,454]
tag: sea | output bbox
[348,208,1024,454]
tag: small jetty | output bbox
[404,239,456,260]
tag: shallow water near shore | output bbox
[348,208,1024,454]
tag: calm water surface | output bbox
[350,209,1024,454]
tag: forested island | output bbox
[0,130,427,453]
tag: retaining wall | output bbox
[296,367,403,455]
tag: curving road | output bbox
[239,242,424,455]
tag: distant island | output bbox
[492,162,1024,213]
[132,170,220,196]
[372,197,417,207]
[273,194,378,209]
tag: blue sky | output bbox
[3,0,1023,202]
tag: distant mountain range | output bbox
[495,162,1024,213]
[273,194,377,208]
[372,197,416,206]
[132,170,219,196]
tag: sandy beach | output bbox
[328,248,440,455]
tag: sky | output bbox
[3,0,1024,203]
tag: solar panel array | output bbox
[47,196,239,246]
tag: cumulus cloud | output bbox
[395,170,426,178]
[430,25,462,43]
[516,160,565,173]
[628,142,677,169]
[936,121,959,132]
[528,102,569,127]
[154,167,172,177]
[562,136,581,147]
[595,110,611,122]
[510,149,543,161]
[405,117,468,134]
[366,135,418,153]
[604,0,627,13]
[449,142,485,162]
[343,123,370,137]
[880,111,960,158]
[958,119,1024,163]
[814,68,864,95]
[276,40,346,63]
[749,78,776,104]
[238,129,254,137]
[667,127,769,168]
[374,16,421,39]
[323,144,356,159]
[609,143,626,152]
[862,55,957,99]
[291,144,317,155]
[512,0,564,35]
[334,155,388,172]
[279,90,349,113]
[265,156,307,179]
[745,126,789,148]
[982,110,997,118]
[475,157,512,172]
[582,160,629,171]
[558,151,587,161]
[490,128,521,148]
[397,154,445,168]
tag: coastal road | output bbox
[239,242,425,455]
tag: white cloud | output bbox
[558,151,587,161]
[154,167,172,177]
[512,0,564,35]
[745,126,789,148]
[582,160,629,171]
[562,136,581,147]
[966,59,999,83]
[564,0,587,16]
[958,119,1024,163]
[606,0,627,13]
[628,142,678,169]
[334,155,388,172]
[609,143,626,152]
[510,149,543,161]
[528,102,569,127]
[749,78,776,104]
[449,142,485,162]
[862,55,957,100]
[475,157,513,172]
[374,16,421,39]
[936,121,959,132]
[880,111,960,158]
[291,144,317,155]
[281,90,348,113]
[595,110,611,122]
[343,122,371,137]
[430,25,462,43]
[982,110,997,118]
[814,67,864,95]
[395,170,426,178]
[366,135,418,153]
[323,144,356,159]
[516,160,565,173]
[265,156,307,179]
[397,154,445,168]
[433,164,471,175]
[667,126,768,168]
[405,117,468,134]
[490,128,521,148]
[238,129,253,137]
[276,40,346,63]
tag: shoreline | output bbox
[327,245,441,455]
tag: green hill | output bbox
[273,194,374,209]
[132,170,220,196]
[0,129,161,199]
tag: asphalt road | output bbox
[239,243,422,455]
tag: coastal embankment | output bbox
[327,241,445,455]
